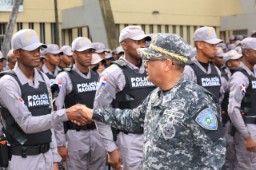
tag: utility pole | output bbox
[54,0,60,45]
[99,0,118,49]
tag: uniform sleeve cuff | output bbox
[56,109,69,121]
[53,153,62,162]
[106,143,118,153]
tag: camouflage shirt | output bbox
[93,77,226,169]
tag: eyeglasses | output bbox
[143,57,167,65]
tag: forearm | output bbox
[93,107,144,134]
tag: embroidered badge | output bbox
[100,77,107,86]
[195,108,218,130]
[239,83,246,95]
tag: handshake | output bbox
[65,104,94,125]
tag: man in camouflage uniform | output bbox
[79,33,226,169]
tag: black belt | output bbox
[243,117,256,124]
[67,122,96,131]
[117,129,143,135]
[10,143,50,158]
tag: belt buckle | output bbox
[21,146,28,158]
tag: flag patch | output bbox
[100,77,108,86]
[239,83,246,95]
[17,97,26,106]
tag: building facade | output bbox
[0,0,254,50]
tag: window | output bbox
[165,25,169,33]
[172,25,176,34]
[0,23,7,35]
[141,24,145,32]
[51,23,56,44]
[61,30,65,45]
[40,23,45,43]
[149,25,153,33]
[68,29,72,45]
[157,25,161,32]
[17,23,23,31]
[180,25,183,37]
[187,26,190,44]
[233,29,248,36]
[78,27,82,37]
[29,23,34,29]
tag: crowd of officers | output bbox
[0,25,255,170]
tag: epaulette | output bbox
[112,59,127,67]
[230,67,247,75]
[187,61,195,65]
[0,70,16,78]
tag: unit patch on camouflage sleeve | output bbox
[195,108,218,130]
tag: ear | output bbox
[243,49,250,57]
[13,50,20,60]
[121,42,127,51]
[164,58,173,71]
[226,61,231,68]
[44,54,51,61]
[196,42,203,50]
[72,52,77,60]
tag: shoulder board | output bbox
[230,67,247,76]
[187,61,195,65]
[112,59,127,67]
[0,70,16,78]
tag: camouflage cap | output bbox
[137,33,191,63]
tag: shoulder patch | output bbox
[195,108,218,130]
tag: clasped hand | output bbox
[65,104,93,126]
